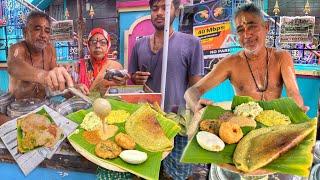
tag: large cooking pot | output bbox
[209,164,305,180]
[6,98,48,118]
[0,91,13,115]
[55,97,91,116]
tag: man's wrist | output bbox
[37,70,48,85]
[184,86,201,112]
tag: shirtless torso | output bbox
[185,3,306,113]
[195,47,303,107]
[8,14,73,99]
[228,47,283,101]
[8,41,56,99]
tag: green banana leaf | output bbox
[181,96,316,177]
[67,99,181,180]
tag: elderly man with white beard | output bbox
[185,3,308,113]
[8,11,74,99]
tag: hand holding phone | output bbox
[105,69,129,85]
[131,71,151,85]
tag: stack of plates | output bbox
[313,141,320,164]
[6,98,47,118]
[55,97,91,116]
[209,165,241,180]
[309,164,320,180]
[209,165,306,180]
[0,91,13,115]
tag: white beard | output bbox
[244,46,259,57]
[34,41,48,50]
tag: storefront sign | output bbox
[193,21,231,59]
[51,20,74,42]
[280,16,315,44]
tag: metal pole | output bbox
[160,0,171,110]
[77,0,84,59]
[273,16,277,47]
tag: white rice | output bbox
[234,101,263,119]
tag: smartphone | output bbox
[104,69,127,81]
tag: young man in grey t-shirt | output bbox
[129,0,204,179]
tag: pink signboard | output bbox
[128,19,155,66]
[117,0,191,8]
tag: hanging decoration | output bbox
[89,5,95,19]
[273,0,280,15]
[303,0,311,15]
[65,8,70,19]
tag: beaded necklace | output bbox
[24,41,44,95]
[243,48,270,100]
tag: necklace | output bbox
[24,42,45,69]
[24,41,44,94]
[243,48,269,100]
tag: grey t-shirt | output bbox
[129,32,204,113]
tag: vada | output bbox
[199,119,222,135]
[219,122,243,144]
[95,140,122,159]
[115,132,136,150]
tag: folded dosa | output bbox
[125,105,173,152]
[233,120,316,172]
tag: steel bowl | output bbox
[55,97,91,116]
[0,91,13,115]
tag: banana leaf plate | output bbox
[17,108,57,153]
[67,99,181,180]
[181,96,317,177]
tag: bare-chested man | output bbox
[7,11,73,99]
[185,3,308,112]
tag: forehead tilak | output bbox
[241,16,247,25]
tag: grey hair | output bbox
[234,3,264,21]
[26,11,51,27]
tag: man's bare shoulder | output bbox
[8,42,28,64]
[273,48,290,56]
[8,41,26,54]
[218,53,241,65]
[272,48,292,62]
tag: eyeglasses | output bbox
[89,39,108,46]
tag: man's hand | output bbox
[195,99,214,113]
[301,105,310,113]
[185,86,212,113]
[76,83,90,95]
[187,107,205,140]
[131,71,151,85]
[43,67,74,91]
